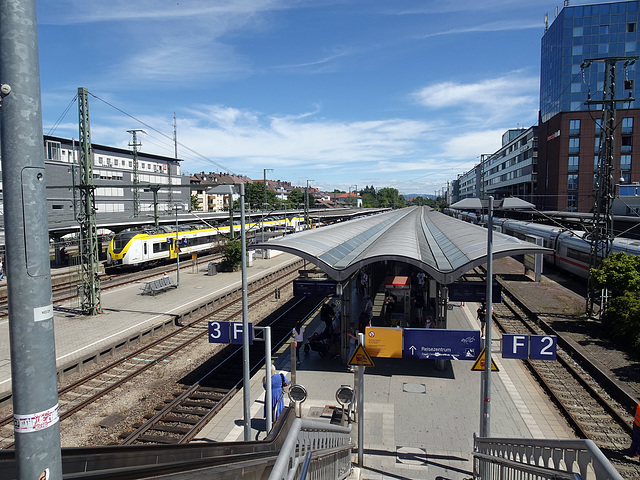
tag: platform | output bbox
[0,252,300,404]
[196,295,577,480]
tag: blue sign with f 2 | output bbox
[502,334,556,360]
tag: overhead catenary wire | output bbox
[87,91,237,175]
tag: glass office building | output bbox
[540,0,639,123]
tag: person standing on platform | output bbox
[0,257,3,281]
[629,403,640,457]
[477,303,487,337]
[291,321,305,365]
[347,325,358,372]
[364,294,373,324]
[263,364,287,421]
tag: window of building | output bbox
[569,119,581,136]
[114,159,118,166]
[594,156,600,171]
[626,41,637,52]
[571,82,582,93]
[622,117,633,134]
[599,25,609,35]
[51,204,64,210]
[573,27,583,37]
[571,64,582,74]
[595,137,601,153]
[622,173,631,184]
[572,45,583,55]
[567,193,577,212]
[568,174,579,190]
[46,141,61,161]
[627,23,636,33]
[598,43,609,54]
[622,136,633,153]
[568,156,579,172]
[141,162,145,169]
[569,138,580,154]
[595,119,602,135]
[570,101,582,111]
[621,154,632,171]
[98,156,103,164]
[129,161,132,168]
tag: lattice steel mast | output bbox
[127,129,145,217]
[583,56,637,317]
[77,87,102,315]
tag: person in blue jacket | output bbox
[264,364,287,421]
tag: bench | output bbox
[141,276,177,296]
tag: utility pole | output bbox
[1,0,63,476]
[170,112,177,206]
[583,56,637,317]
[262,168,273,243]
[305,180,314,229]
[127,129,145,217]
[78,87,102,316]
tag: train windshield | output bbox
[112,231,139,254]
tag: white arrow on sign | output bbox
[409,345,416,356]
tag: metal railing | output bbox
[474,435,624,480]
[269,418,353,480]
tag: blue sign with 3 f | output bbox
[209,321,253,345]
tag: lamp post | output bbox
[305,180,314,230]
[174,203,181,286]
[450,196,534,438]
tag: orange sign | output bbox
[364,327,403,358]
[471,348,500,372]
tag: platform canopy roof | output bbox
[253,206,551,284]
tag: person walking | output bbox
[0,257,4,281]
[630,403,640,457]
[291,321,305,365]
[477,303,487,337]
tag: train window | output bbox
[153,242,169,253]
[566,247,590,264]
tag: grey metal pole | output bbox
[0,0,63,477]
[357,332,365,466]
[480,196,494,437]
[265,327,272,433]
[240,183,251,441]
[175,205,180,286]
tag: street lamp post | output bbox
[305,180,314,230]
[174,203,181,286]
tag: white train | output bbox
[498,219,640,279]
[107,217,303,267]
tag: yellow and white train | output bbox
[107,217,303,267]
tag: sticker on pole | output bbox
[348,344,375,367]
[470,348,499,372]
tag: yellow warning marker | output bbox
[470,348,500,372]
[348,344,375,367]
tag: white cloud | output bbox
[412,73,539,125]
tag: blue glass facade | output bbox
[540,0,640,122]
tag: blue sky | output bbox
[36,0,581,195]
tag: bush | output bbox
[220,239,242,271]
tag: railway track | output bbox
[119,296,323,445]
[0,259,303,450]
[478,272,640,479]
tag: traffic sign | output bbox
[208,321,253,345]
[502,334,529,359]
[529,335,557,360]
[403,329,480,360]
[348,344,375,367]
[470,348,500,372]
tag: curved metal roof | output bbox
[253,206,552,284]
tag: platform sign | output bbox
[502,334,529,359]
[501,334,556,360]
[364,327,403,358]
[529,335,557,360]
[403,329,480,360]
[448,281,502,303]
[293,280,338,296]
[208,321,253,345]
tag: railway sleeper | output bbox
[157,406,208,416]
[158,415,201,424]
[178,400,218,409]
[134,435,180,444]
[151,425,192,435]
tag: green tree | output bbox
[590,252,640,296]
[221,239,243,271]
[288,188,304,208]
[377,187,405,208]
[591,251,640,352]
[191,193,200,210]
